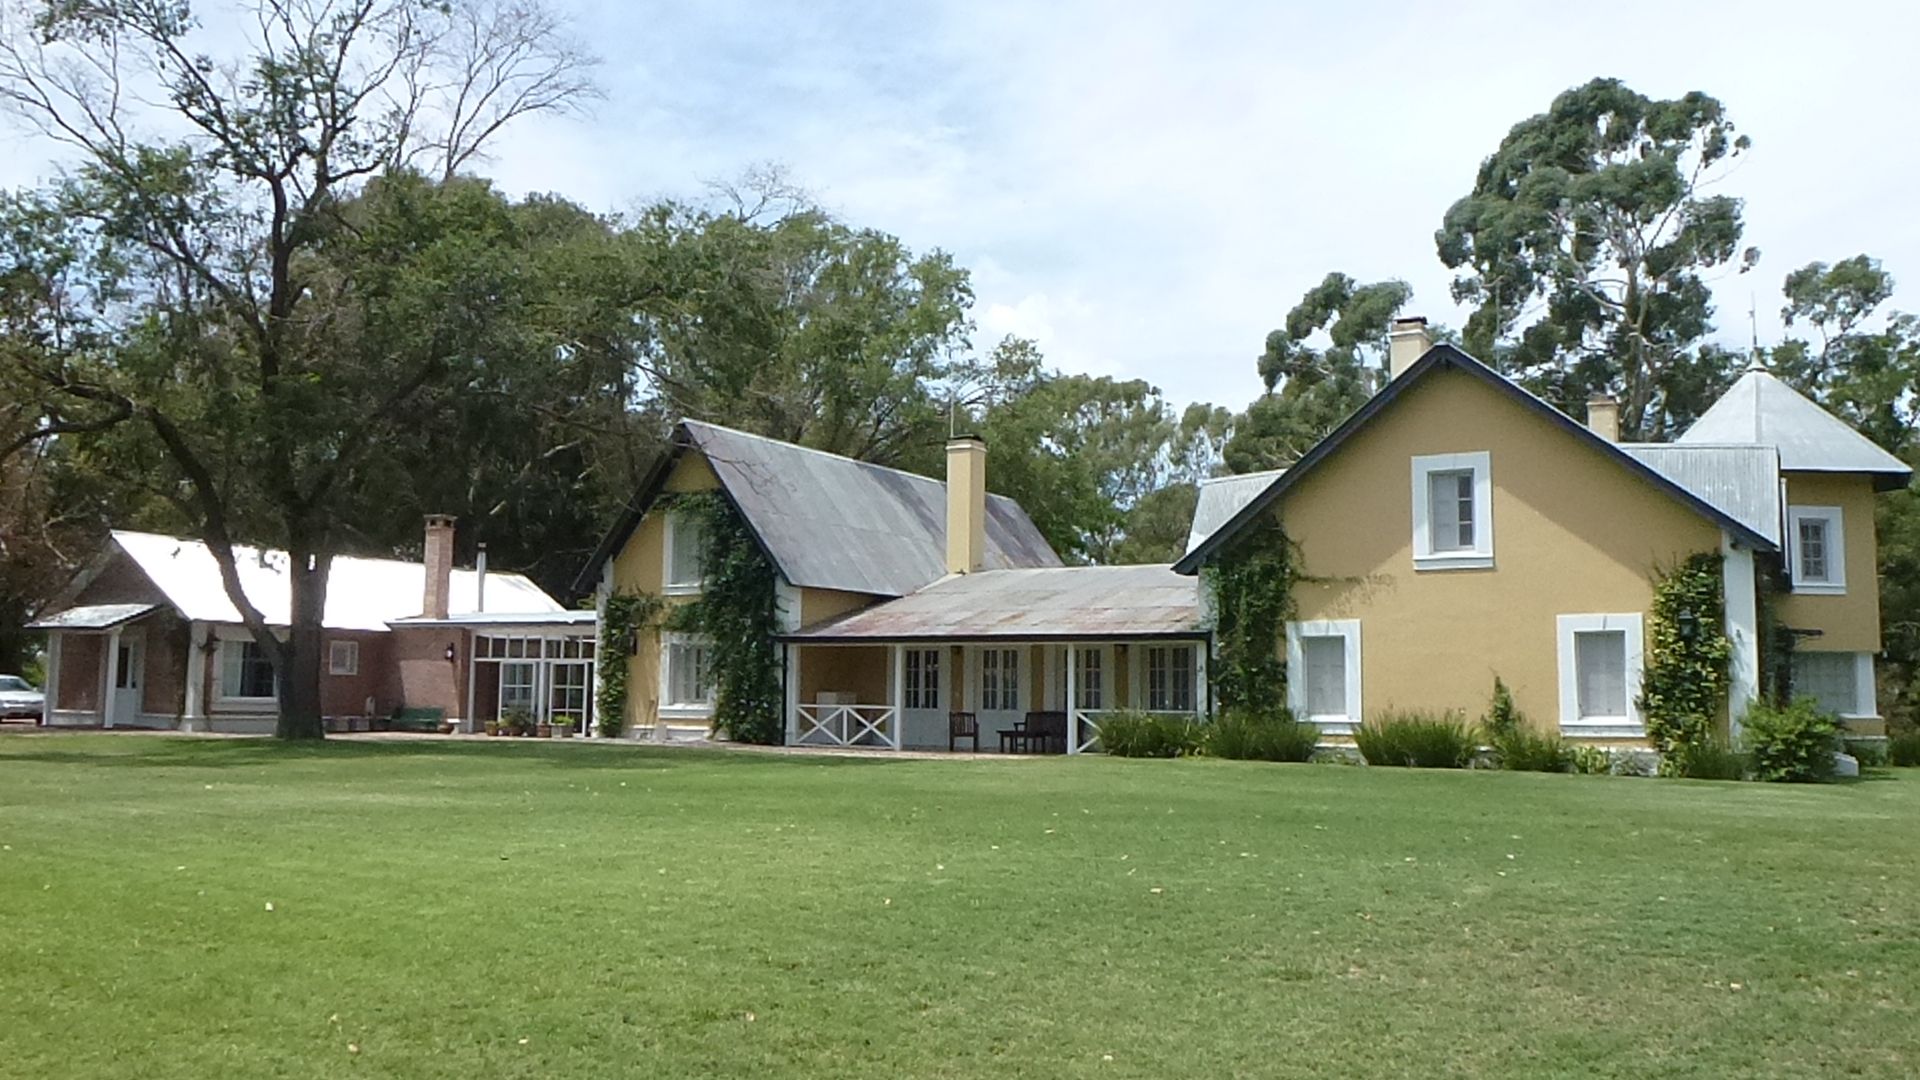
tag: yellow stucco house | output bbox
[1177,320,1910,744]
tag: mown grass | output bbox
[1,733,1916,1079]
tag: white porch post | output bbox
[784,644,800,746]
[1066,643,1079,754]
[1195,639,1210,719]
[1721,532,1759,739]
[42,632,61,726]
[101,627,122,728]
[888,643,905,750]
[182,621,206,730]
[464,632,480,734]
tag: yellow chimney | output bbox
[1587,395,1621,443]
[945,436,987,574]
[1388,316,1433,380]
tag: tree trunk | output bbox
[275,535,332,740]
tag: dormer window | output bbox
[1411,452,1493,570]
[664,511,707,595]
[1787,506,1845,594]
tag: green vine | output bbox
[596,590,663,738]
[665,492,785,744]
[1755,560,1795,707]
[1640,552,1733,770]
[1203,516,1296,715]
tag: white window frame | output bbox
[1410,451,1494,571]
[904,647,941,711]
[327,640,360,677]
[1141,644,1197,713]
[1791,650,1877,720]
[659,632,716,719]
[662,511,706,596]
[1786,505,1846,595]
[1286,619,1362,734]
[1556,613,1645,737]
[216,637,279,706]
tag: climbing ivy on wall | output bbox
[1203,516,1296,716]
[596,590,663,738]
[1640,551,1733,770]
[665,492,786,745]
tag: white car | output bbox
[0,674,44,720]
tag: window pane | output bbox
[1792,652,1858,716]
[1428,469,1475,552]
[1000,650,1019,707]
[501,661,535,711]
[1170,647,1194,712]
[1798,519,1829,582]
[669,514,705,586]
[1574,631,1627,718]
[1301,635,1346,717]
[1077,649,1103,710]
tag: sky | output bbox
[10,0,1920,415]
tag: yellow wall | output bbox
[1281,367,1725,732]
[1777,471,1881,654]
[796,644,889,703]
[609,452,721,731]
[801,587,878,627]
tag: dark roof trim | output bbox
[779,631,1212,644]
[1173,344,1779,574]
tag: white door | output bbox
[110,638,144,728]
[974,646,1024,747]
[898,647,946,748]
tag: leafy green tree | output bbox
[1437,77,1759,437]
[0,0,597,738]
[1224,272,1409,472]
[1772,256,1919,450]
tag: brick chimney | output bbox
[422,514,456,619]
[945,435,987,574]
[1586,395,1621,443]
[1388,316,1433,380]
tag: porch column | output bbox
[42,633,61,726]
[464,634,480,734]
[1066,644,1079,754]
[888,643,905,750]
[182,622,207,730]
[1195,639,1211,719]
[101,627,122,729]
[1721,532,1759,739]
[783,644,800,746]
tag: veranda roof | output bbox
[783,565,1204,642]
[26,603,161,631]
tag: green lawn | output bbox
[0,735,1915,1079]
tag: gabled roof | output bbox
[27,603,161,631]
[573,420,1061,598]
[1618,443,1782,547]
[1174,345,1778,574]
[782,565,1203,642]
[1186,469,1284,555]
[1679,367,1912,488]
[87,530,560,632]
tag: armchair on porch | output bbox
[948,711,979,753]
[999,711,1068,755]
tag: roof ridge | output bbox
[683,418,1022,503]
[111,529,536,582]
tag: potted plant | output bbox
[501,706,535,737]
[483,718,501,737]
[553,714,576,738]
[536,719,553,738]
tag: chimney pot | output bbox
[1586,395,1621,443]
[1388,316,1433,381]
[945,436,988,574]
[422,514,456,620]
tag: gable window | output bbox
[1410,452,1493,570]
[1786,506,1845,594]
[328,640,359,677]
[1556,613,1644,736]
[904,648,941,709]
[664,512,707,595]
[662,634,715,714]
[1145,645,1195,713]
[1792,651,1872,718]
[1286,619,1361,731]
[220,640,278,701]
[980,648,1020,711]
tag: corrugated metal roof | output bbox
[785,565,1203,640]
[26,603,161,631]
[1681,368,1911,483]
[104,531,562,632]
[685,421,1061,597]
[1618,444,1782,546]
[1186,469,1284,554]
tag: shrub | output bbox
[1843,738,1889,768]
[1482,677,1521,739]
[1205,707,1318,762]
[1354,710,1477,768]
[1099,710,1202,758]
[1669,738,1749,781]
[1890,730,1920,768]
[1743,698,1842,783]
[1481,677,1570,772]
[1569,745,1613,775]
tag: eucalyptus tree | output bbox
[0,0,597,738]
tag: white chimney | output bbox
[474,542,488,613]
[1388,316,1433,380]
[422,514,456,620]
[1587,395,1621,443]
[945,435,988,574]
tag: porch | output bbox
[462,615,600,735]
[781,639,1209,753]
